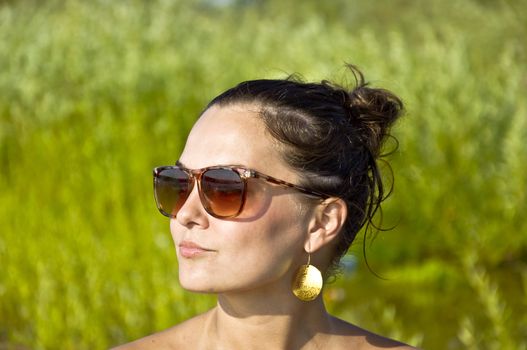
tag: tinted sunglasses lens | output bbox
[154,168,192,217]
[201,169,245,218]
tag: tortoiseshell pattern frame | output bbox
[153,163,329,219]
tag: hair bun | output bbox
[343,66,404,157]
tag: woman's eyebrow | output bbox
[175,161,250,169]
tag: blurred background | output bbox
[0,0,526,349]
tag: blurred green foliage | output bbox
[0,0,526,349]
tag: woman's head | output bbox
[204,65,403,275]
[157,65,403,294]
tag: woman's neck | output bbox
[202,291,333,350]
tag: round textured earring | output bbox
[291,253,323,301]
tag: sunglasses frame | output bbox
[153,164,329,219]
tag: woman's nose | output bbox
[175,183,209,229]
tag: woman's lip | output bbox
[178,241,214,258]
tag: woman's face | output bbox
[171,104,312,295]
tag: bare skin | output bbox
[112,301,414,349]
[113,104,416,350]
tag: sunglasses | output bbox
[153,164,329,219]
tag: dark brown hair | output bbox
[206,65,403,275]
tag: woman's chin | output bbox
[178,275,222,293]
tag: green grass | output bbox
[1,0,526,349]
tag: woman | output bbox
[115,65,415,349]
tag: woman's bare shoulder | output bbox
[329,316,419,349]
[110,309,212,350]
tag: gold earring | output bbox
[291,253,323,301]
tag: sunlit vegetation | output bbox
[1,0,525,349]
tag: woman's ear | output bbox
[305,198,347,253]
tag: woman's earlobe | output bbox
[305,198,347,252]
